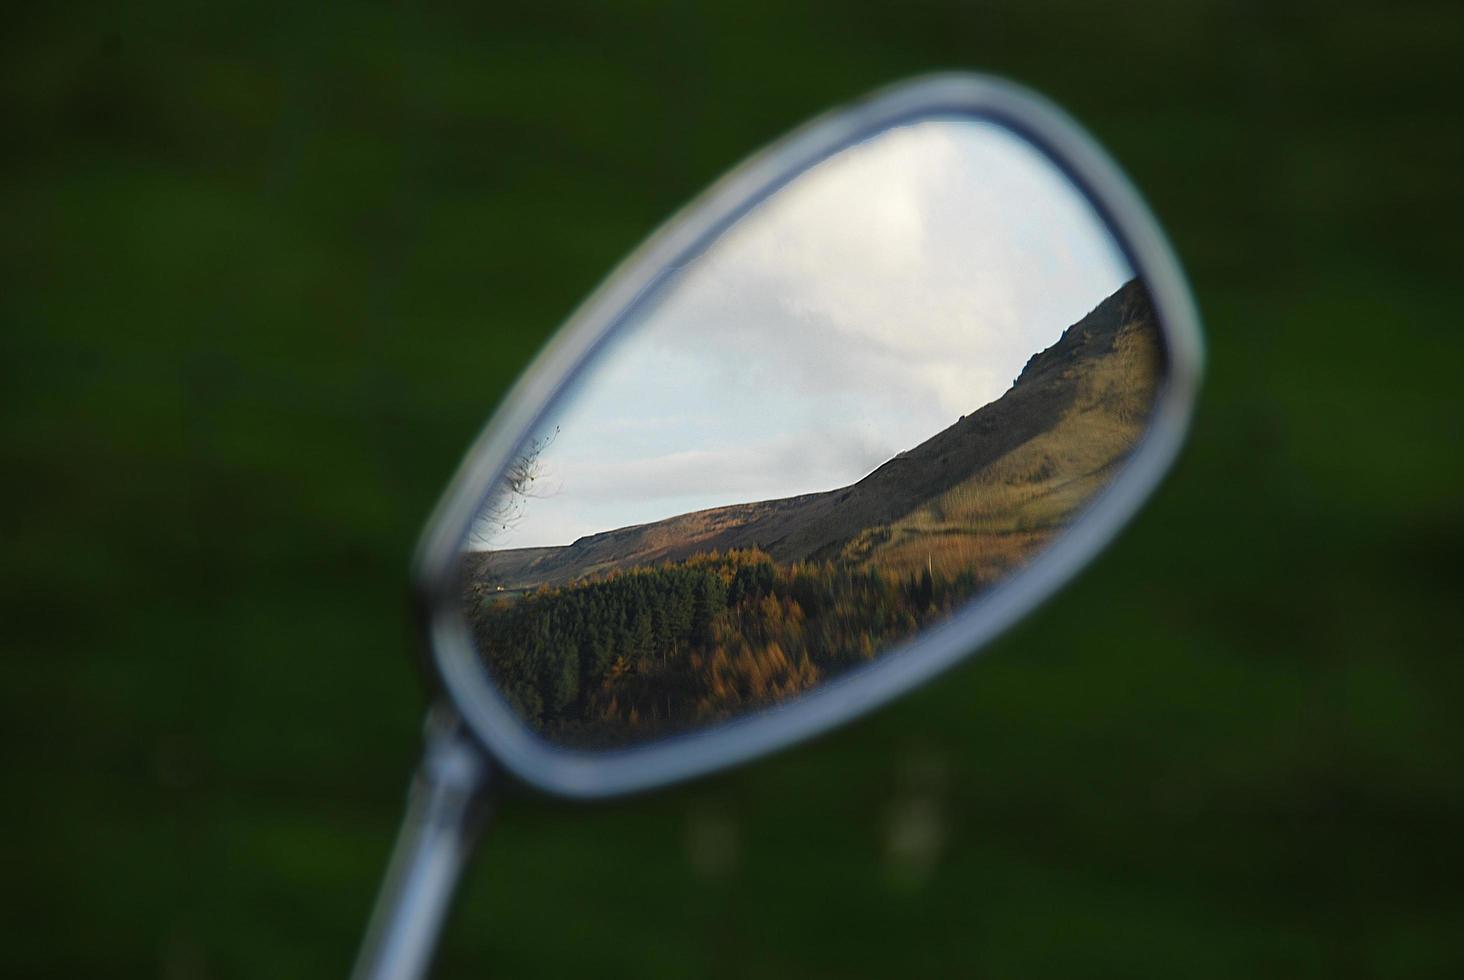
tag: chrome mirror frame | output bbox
[410,72,1204,800]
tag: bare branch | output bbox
[469,426,559,549]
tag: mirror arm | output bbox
[350,705,494,980]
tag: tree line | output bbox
[467,548,982,746]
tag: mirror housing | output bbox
[411,73,1203,799]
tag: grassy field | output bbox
[5,2,1463,978]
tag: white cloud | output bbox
[484,118,1132,549]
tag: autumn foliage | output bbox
[467,548,981,745]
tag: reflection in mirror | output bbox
[459,118,1165,748]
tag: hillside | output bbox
[465,278,1163,592]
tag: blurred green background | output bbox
[5,1,1462,977]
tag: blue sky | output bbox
[473,118,1132,549]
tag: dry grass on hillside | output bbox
[848,312,1162,583]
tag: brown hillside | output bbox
[465,278,1163,591]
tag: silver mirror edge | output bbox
[410,72,1205,799]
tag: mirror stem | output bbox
[350,705,494,980]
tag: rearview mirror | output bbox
[355,74,1202,980]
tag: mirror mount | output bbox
[355,70,1203,979]
[350,706,494,980]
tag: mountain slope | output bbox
[842,278,1163,582]
[467,278,1163,591]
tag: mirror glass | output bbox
[459,117,1165,748]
